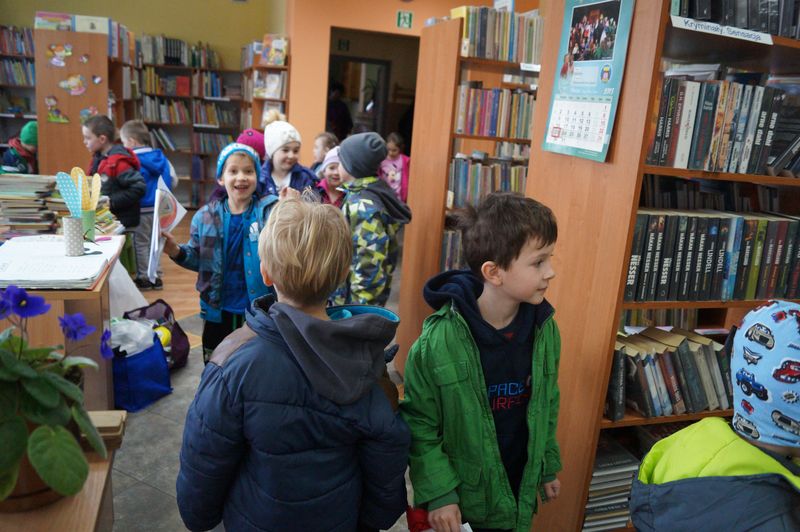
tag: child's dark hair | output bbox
[316,131,339,150]
[120,120,151,146]
[457,192,557,277]
[386,132,405,150]
[83,115,116,142]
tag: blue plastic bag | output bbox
[112,334,172,412]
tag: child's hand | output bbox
[161,231,180,259]
[428,503,461,532]
[280,187,300,200]
[543,478,561,502]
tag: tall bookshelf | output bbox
[0,26,36,156]
[240,42,290,130]
[396,16,539,367]
[526,1,800,530]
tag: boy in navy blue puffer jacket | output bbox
[176,197,410,532]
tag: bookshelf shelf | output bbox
[642,165,800,187]
[0,83,34,89]
[600,409,733,429]
[622,299,798,310]
[452,133,532,144]
[142,91,192,100]
[0,52,33,59]
[143,121,191,127]
[201,96,242,102]
[458,56,541,72]
[501,82,538,91]
[142,63,193,71]
[244,64,288,72]
[252,96,286,103]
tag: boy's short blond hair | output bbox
[120,120,150,146]
[259,198,351,305]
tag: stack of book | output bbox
[646,71,800,177]
[494,141,530,162]
[192,102,237,127]
[141,34,189,66]
[450,6,544,64]
[621,307,699,332]
[582,435,639,531]
[142,95,190,124]
[440,229,464,271]
[640,173,778,213]
[148,127,180,152]
[0,26,34,56]
[671,1,800,39]
[624,208,800,302]
[0,174,56,241]
[454,82,535,139]
[192,133,234,154]
[607,327,732,422]
[142,67,191,97]
[448,154,527,209]
[190,43,219,69]
[95,197,123,235]
[0,58,34,86]
[198,71,227,98]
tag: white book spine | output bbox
[739,85,765,174]
[674,81,700,169]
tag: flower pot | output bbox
[0,453,62,513]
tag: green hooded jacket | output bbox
[400,299,562,531]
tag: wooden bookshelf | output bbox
[528,1,800,530]
[0,27,36,157]
[600,409,733,429]
[452,133,531,144]
[241,52,290,130]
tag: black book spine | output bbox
[669,215,689,301]
[647,215,667,301]
[693,0,712,19]
[779,0,796,36]
[691,217,709,300]
[701,218,720,300]
[681,0,691,17]
[787,225,800,298]
[638,215,657,302]
[606,349,626,422]
[749,0,762,29]
[671,346,696,413]
[711,217,732,300]
[776,219,799,297]
[625,214,649,302]
[679,216,699,300]
[757,219,779,299]
[721,0,737,24]
[770,0,781,33]
[659,82,680,166]
[759,0,772,32]
[649,79,672,165]
[657,215,679,301]
[768,133,800,176]
[736,0,750,27]
[756,90,786,175]
[748,87,775,174]
[734,219,758,300]
[689,83,719,170]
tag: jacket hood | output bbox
[247,296,399,405]
[104,144,141,169]
[353,177,411,225]
[134,147,169,175]
[423,269,553,345]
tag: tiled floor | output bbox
[112,269,410,531]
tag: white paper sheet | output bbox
[148,177,187,283]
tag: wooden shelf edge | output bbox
[458,56,541,72]
[0,53,34,59]
[243,64,288,72]
[452,133,531,144]
[600,409,733,429]
[622,299,798,310]
[642,164,800,187]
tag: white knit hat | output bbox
[264,120,301,158]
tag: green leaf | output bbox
[41,372,84,404]
[0,349,36,379]
[27,425,88,496]
[3,335,26,355]
[0,381,17,421]
[0,460,19,501]
[20,346,61,363]
[71,404,107,459]
[0,364,17,382]
[21,376,60,409]
[0,326,15,345]
[0,415,27,472]
[61,356,99,371]
[20,390,70,426]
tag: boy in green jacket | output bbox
[401,192,562,532]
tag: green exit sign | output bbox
[397,10,413,29]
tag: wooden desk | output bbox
[1,453,114,532]
[1,253,119,410]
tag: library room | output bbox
[0,1,798,531]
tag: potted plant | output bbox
[0,285,113,511]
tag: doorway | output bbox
[326,28,419,152]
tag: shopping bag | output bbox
[112,334,172,412]
[123,298,190,369]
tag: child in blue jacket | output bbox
[260,120,317,196]
[163,143,278,362]
[121,120,177,290]
[176,197,410,532]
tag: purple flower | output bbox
[0,295,10,320]
[100,329,113,360]
[3,285,50,318]
[58,313,96,341]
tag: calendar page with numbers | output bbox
[543,0,635,162]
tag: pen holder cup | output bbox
[63,216,85,257]
[81,209,96,241]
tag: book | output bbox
[668,214,690,301]
[625,214,649,301]
[604,343,626,422]
[688,82,719,170]
[260,34,288,66]
[616,336,655,417]
[673,328,731,410]
[657,214,679,301]
[593,434,640,475]
[746,217,769,299]
[675,81,702,169]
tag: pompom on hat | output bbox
[731,300,800,448]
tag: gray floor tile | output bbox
[140,452,181,498]
[111,468,140,496]
[113,412,183,481]
[112,482,187,532]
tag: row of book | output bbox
[142,95,191,125]
[148,127,179,152]
[192,133,235,155]
[143,67,191,97]
[0,90,33,115]
[494,141,530,162]
[241,101,285,130]
[583,435,640,531]
[450,6,544,65]
[250,70,287,100]
[120,66,140,100]
[0,26,34,56]
[646,77,790,176]
[192,103,237,128]
[34,12,138,65]
[0,174,56,241]
[447,155,528,209]
[608,327,732,421]
[441,229,465,271]
[240,35,288,69]
[621,308,699,331]
[198,71,240,99]
[625,208,800,302]
[141,34,219,68]
[672,0,800,39]
[0,58,35,86]
[454,83,535,140]
[640,173,779,213]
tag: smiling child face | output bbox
[219,153,257,202]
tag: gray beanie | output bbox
[338,132,387,179]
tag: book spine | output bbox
[706,81,730,171]
[606,348,626,422]
[787,225,800,298]
[679,216,699,300]
[644,354,669,416]
[652,353,674,416]
[706,345,730,410]
[769,0,780,33]
[766,220,788,298]
[711,217,731,300]
[696,347,720,410]
[638,215,657,301]
[671,345,695,413]
[660,350,687,414]
[718,83,742,172]
[734,219,757,299]
[690,216,709,300]
[739,85,766,174]
[758,0,771,32]
[626,355,654,417]
[689,83,718,170]
[747,87,775,174]
[649,78,672,165]
[756,219,779,299]
[678,343,709,411]
[724,216,744,301]
[700,218,719,300]
[693,0,712,19]
[659,81,680,166]
[647,215,667,301]
[746,219,769,300]
[777,219,798,297]
[755,90,785,175]
[657,214,679,301]
[716,345,734,405]
[675,81,701,169]
[625,214,649,302]
[728,84,754,173]
[669,215,689,301]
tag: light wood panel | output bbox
[395,19,462,372]
[35,30,109,174]
[526,1,665,530]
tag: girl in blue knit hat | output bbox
[631,300,800,531]
[161,143,283,362]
